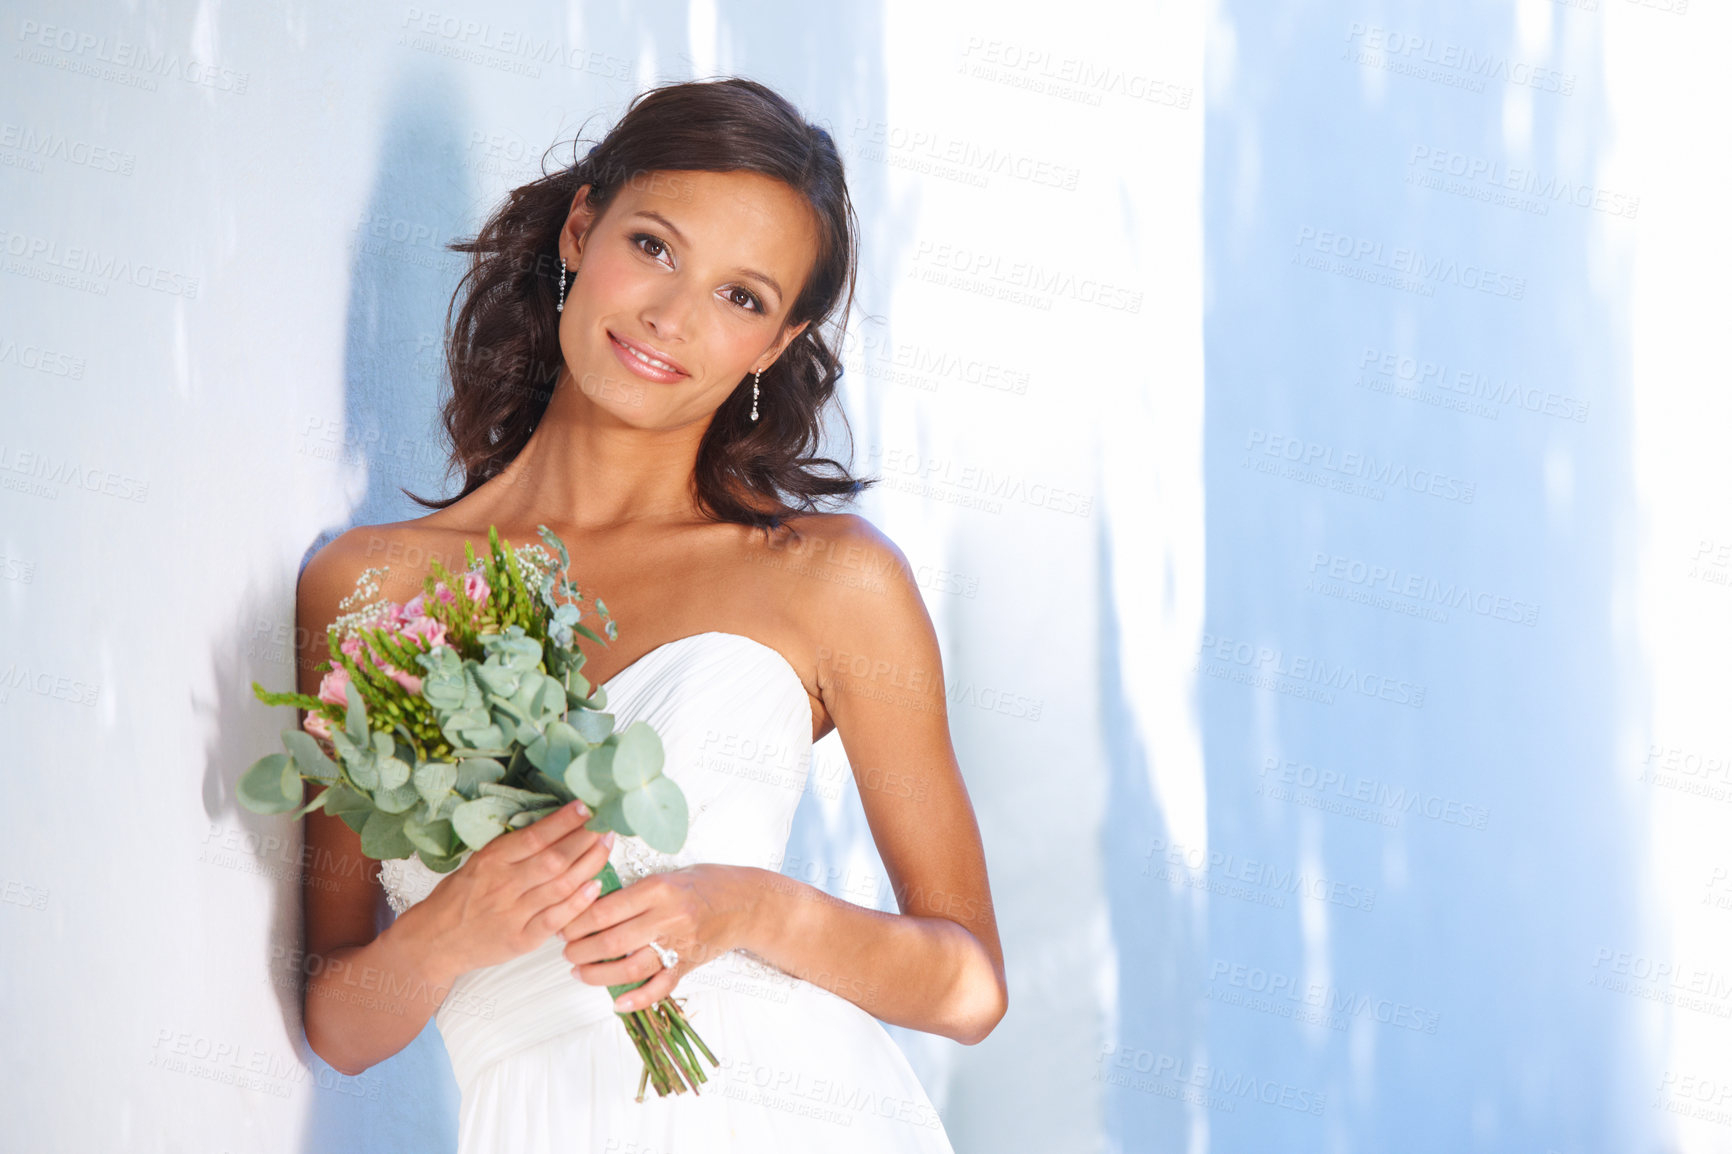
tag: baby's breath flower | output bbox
[337,566,389,611]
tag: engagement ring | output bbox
[648,940,679,969]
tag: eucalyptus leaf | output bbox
[344,680,368,739]
[238,753,299,814]
[569,708,614,743]
[455,758,507,793]
[417,847,467,874]
[321,783,373,835]
[290,787,329,820]
[281,730,339,782]
[526,768,576,804]
[476,782,561,807]
[509,671,559,724]
[537,523,569,570]
[374,781,421,815]
[346,750,380,792]
[486,632,542,670]
[524,731,573,777]
[475,661,522,698]
[610,721,663,791]
[413,761,456,807]
[506,804,564,829]
[421,651,468,711]
[359,809,415,859]
[526,719,587,776]
[451,795,519,850]
[567,743,617,802]
[376,754,411,792]
[458,722,508,751]
[403,814,456,858]
[532,676,567,721]
[279,757,302,805]
[563,751,609,807]
[330,726,361,764]
[621,776,688,853]
[588,792,635,838]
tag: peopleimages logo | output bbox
[1207,960,1442,1033]
[1343,23,1576,95]
[1293,227,1525,299]
[1197,631,1426,708]
[1357,345,1590,423]
[1308,551,1539,626]
[0,227,200,298]
[1245,428,1477,504]
[1407,146,1639,219]
[14,19,251,93]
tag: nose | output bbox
[639,277,695,343]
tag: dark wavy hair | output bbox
[407,77,871,530]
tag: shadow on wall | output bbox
[199,59,477,1153]
[303,72,479,568]
[297,65,479,1153]
[290,64,479,1153]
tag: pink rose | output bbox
[432,581,456,605]
[303,712,332,741]
[339,635,363,659]
[463,572,490,605]
[401,614,447,649]
[317,664,351,707]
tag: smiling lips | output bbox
[607,330,689,382]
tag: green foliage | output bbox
[237,524,684,871]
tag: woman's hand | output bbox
[396,799,616,984]
[559,864,758,1011]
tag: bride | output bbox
[292,77,1006,1151]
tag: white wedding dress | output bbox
[377,631,957,1153]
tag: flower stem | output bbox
[588,856,719,1100]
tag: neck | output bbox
[480,366,712,531]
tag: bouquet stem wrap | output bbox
[594,859,718,1099]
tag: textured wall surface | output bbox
[2,1,1725,1152]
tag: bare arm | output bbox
[733,518,1005,1042]
[295,534,459,1075]
[561,517,1008,1044]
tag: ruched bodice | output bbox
[376,631,955,1153]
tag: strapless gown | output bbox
[377,631,957,1153]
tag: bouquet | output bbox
[238,525,717,1100]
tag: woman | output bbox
[293,78,1006,1151]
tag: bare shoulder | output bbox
[768,511,939,675]
[294,520,461,687]
[769,511,915,599]
[300,520,469,610]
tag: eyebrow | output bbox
[626,209,784,305]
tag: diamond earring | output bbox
[750,370,760,422]
[556,256,568,313]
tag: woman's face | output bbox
[555,169,819,431]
